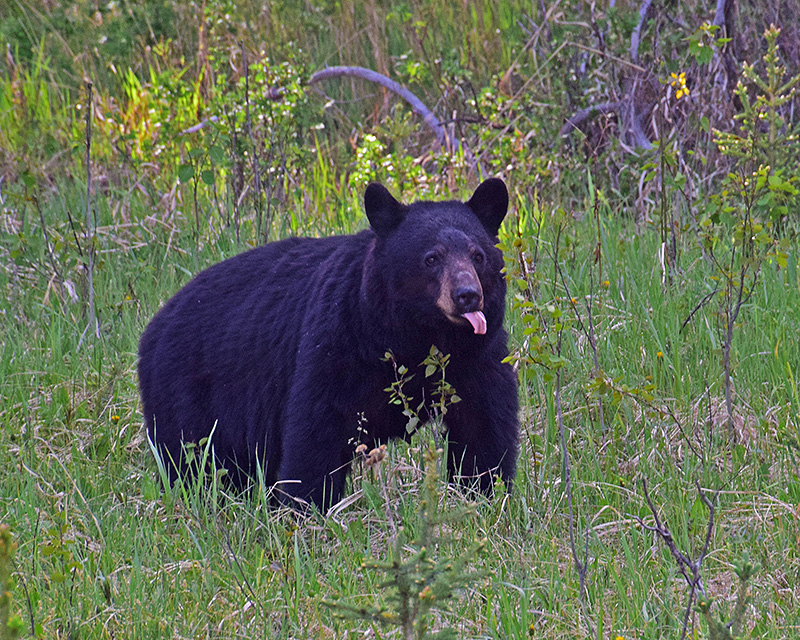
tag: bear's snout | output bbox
[454,284,482,314]
[451,268,483,314]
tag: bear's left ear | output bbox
[466,178,509,237]
[365,183,408,239]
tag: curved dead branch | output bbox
[309,65,458,152]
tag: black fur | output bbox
[138,179,519,509]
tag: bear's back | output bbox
[137,231,373,483]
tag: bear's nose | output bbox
[454,287,482,313]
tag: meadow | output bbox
[1,1,799,638]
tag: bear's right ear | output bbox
[466,178,509,237]
[365,183,407,239]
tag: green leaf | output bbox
[201,169,215,186]
[178,164,195,182]
[209,145,226,164]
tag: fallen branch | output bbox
[308,65,459,153]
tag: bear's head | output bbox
[363,179,509,344]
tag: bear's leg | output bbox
[443,362,519,493]
[275,411,352,510]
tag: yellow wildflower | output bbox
[670,72,689,99]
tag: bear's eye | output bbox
[424,252,439,267]
[472,251,485,264]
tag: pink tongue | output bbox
[462,311,487,335]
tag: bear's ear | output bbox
[365,183,407,238]
[466,178,509,236]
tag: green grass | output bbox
[1,179,799,638]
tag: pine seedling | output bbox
[323,445,486,639]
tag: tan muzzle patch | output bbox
[436,261,486,334]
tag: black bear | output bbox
[138,178,519,509]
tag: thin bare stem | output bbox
[633,479,716,640]
[552,226,592,637]
[80,80,99,348]
[241,42,264,243]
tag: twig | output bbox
[32,195,63,286]
[633,479,716,640]
[681,289,720,333]
[80,80,99,347]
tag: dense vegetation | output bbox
[1,0,799,638]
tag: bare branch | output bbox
[309,65,458,153]
[680,289,720,333]
[630,0,654,64]
[633,479,716,640]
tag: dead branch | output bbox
[633,479,716,640]
[630,0,654,64]
[309,65,459,153]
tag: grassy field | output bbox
[2,1,800,638]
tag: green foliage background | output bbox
[1,0,799,638]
